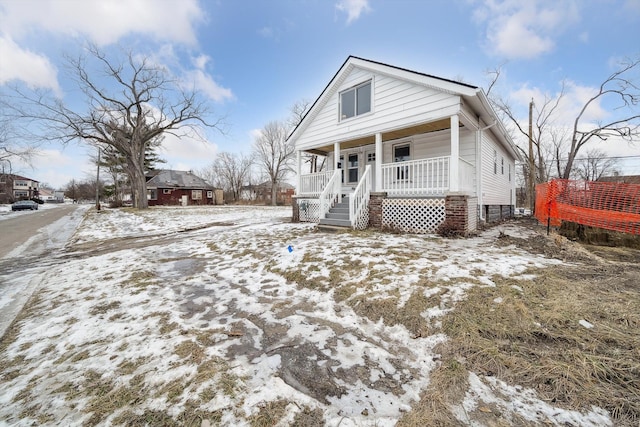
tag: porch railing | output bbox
[381,156,450,196]
[299,170,334,196]
[319,169,341,219]
[349,165,371,229]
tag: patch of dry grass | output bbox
[126,270,157,292]
[421,261,640,426]
[248,399,290,427]
[348,288,436,337]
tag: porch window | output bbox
[338,155,344,183]
[340,80,371,120]
[192,190,202,200]
[394,144,410,180]
[348,154,359,182]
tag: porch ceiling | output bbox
[305,117,452,155]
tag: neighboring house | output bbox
[241,181,295,205]
[289,56,519,234]
[146,170,222,206]
[0,174,40,204]
[38,188,56,202]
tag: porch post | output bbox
[334,142,341,203]
[296,150,302,195]
[375,132,382,192]
[450,115,460,192]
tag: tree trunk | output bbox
[127,148,148,209]
[271,179,277,206]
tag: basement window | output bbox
[340,80,371,120]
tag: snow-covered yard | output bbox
[0,205,637,426]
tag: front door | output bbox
[347,153,359,185]
[365,150,376,191]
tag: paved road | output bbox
[0,203,86,338]
[0,204,82,259]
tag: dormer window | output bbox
[340,80,371,120]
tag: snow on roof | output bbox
[146,169,214,189]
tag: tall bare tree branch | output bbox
[3,45,224,209]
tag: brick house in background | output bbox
[241,181,295,205]
[0,174,40,204]
[146,170,222,206]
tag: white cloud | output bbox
[183,68,234,103]
[473,0,580,60]
[185,54,233,102]
[509,80,608,125]
[0,36,60,93]
[192,54,209,71]
[624,0,640,15]
[0,0,204,47]
[158,132,219,168]
[335,0,371,24]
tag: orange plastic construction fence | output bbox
[535,179,640,235]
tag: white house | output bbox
[289,56,519,234]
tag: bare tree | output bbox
[206,152,253,202]
[573,149,619,181]
[563,58,640,178]
[487,68,565,185]
[3,46,223,209]
[487,57,640,183]
[253,120,294,206]
[287,99,326,173]
[0,107,38,175]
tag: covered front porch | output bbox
[294,115,478,232]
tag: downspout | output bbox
[477,119,497,221]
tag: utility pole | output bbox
[528,99,535,213]
[95,146,101,211]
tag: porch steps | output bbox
[318,196,351,229]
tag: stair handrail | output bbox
[319,169,341,220]
[349,165,371,229]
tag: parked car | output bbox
[11,200,39,211]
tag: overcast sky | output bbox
[1,0,639,189]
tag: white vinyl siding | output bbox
[296,67,461,151]
[481,132,515,205]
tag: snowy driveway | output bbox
[0,206,613,426]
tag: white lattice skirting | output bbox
[381,198,446,233]
[353,205,369,230]
[297,199,320,223]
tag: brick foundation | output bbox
[368,192,387,229]
[445,193,470,235]
[291,196,300,223]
